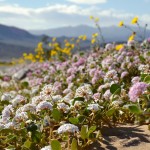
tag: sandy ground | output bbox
[87,124,150,150]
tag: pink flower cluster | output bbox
[129,82,149,102]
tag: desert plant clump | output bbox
[0,16,150,150]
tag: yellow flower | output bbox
[65,42,70,47]
[118,21,124,27]
[62,48,71,55]
[71,44,75,49]
[91,38,96,44]
[52,37,56,42]
[53,42,59,47]
[78,35,87,41]
[49,43,52,47]
[92,33,98,38]
[51,50,57,56]
[23,53,27,57]
[37,42,43,50]
[82,35,87,41]
[95,17,99,22]
[90,16,94,20]
[128,32,136,41]
[115,44,124,51]
[131,16,138,24]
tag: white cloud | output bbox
[0,3,149,30]
[67,0,107,4]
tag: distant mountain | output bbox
[0,42,34,60]
[0,24,90,60]
[1,24,150,60]
[30,25,150,42]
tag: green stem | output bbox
[96,23,105,48]
[137,23,144,41]
[124,25,143,40]
[143,24,148,40]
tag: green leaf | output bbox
[23,140,32,149]
[21,81,29,88]
[26,122,37,132]
[80,125,88,140]
[71,138,78,150]
[144,75,150,84]
[52,109,61,122]
[1,100,10,105]
[125,104,142,114]
[96,130,102,138]
[0,128,13,134]
[78,115,85,124]
[6,135,17,142]
[69,117,79,125]
[141,74,148,81]
[139,56,145,62]
[51,140,61,150]
[106,107,116,116]
[5,145,15,150]
[88,126,96,137]
[110,84,121,95]
[72,97,85,105]
[31,131,41,143]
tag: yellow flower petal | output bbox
[131,16,138,24]
[115,44,124,51]
[118,21,124,27]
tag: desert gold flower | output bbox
[131,16,138,24]
[51,50,57,56]
[128,32,136,41]
[91,38,96,44]
[37,42,43,50]
[92,33,98,38]
[71,44,75,49]
[115,44,124,51]
[118,21,124,27]
[95,17,99,22]
[90,16,94,20]
[82,35,87,41]
[52,37,56,42]
[23,53,27,57]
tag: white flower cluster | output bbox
[75,84,93,100]
[40,84,55,100]
[138,64,149,73]
[41,145,51,150]
[87,104,102,112]
[57,103,70,113]
[104,70,118,82]
[1,93,12,101]
[12,95,27,107]
[36,101,53,112]
[57,123,79,134]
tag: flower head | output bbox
[115,44,124,51]
[40,84,55,100]
[41,145,51,150]
[129,82,149,102]
[87,104,102,112]
[36,101,53,112]
[128,32,136,41]
[75,84,93,99]
[118,21,124,27]
[131,16,138,24]
[58,123,79,134]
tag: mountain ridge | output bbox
[0,24,150,60]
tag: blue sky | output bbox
[0,0,150,30]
